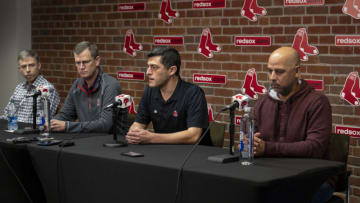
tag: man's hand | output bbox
[126,128,153,144]
[50,119,66,132]
[253,132,265,157]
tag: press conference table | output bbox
[0,120,104,203]
[24,135,344,203]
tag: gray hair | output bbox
[73,41,99,59]
[17,50,40,63]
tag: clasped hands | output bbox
[126,128,152,144]
[42,119,66,132]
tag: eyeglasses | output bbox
[19,63,37,70]
[75,60,92,67]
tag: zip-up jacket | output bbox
[54,68,128,134]
[254,79,332,159]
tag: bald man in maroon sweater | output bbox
[253,47,333,203]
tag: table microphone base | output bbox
[208,154,239,163]
[14,128,40,135]
[103,140,128,148]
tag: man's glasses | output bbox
[75,60,92,67]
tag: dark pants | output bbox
[312,182,334,203]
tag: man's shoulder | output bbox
[305,90,330,105]
[180,80,203,94]
[14,82,25,89]
[101,72,120,86]
[255,93,272,107]
[35,75,55,87]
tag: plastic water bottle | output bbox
[7,100,18,131]
[239,114,254,165]
[41,98,50,136]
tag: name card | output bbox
[335,35,360,46]
[336,125,360,137]
[117,71,145,81]
[193,0,226,9]
[234,36,271,46]
[305,79,324,91]
[284,0,324,6]
[118,3,145,12]
[193,74,226,84]
[153,36,184,45]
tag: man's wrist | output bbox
[147,131,155,144]
[65,121,69,132]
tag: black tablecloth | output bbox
[0,119,45,203]
[27,135,344,203]
[0,119,109,203]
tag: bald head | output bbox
[267,47,301,101]
[269,47,300,68]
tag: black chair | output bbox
[209,122,225,147]
[127,113,136,127]
[326,133,351,203]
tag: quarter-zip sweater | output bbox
[254,80,332,159]
[54,68,128,134]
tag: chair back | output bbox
[328,133,350,192]
[127,114,136,127]
[210,122,225,147]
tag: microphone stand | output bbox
[229,104,235,155]
[15,93,41,134]
[32,95,37,130]
[208,105,239,163]
[103,105,128,147]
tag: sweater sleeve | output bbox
[48,84,61,117]
[54,83,78,122]
[264,95,332,158]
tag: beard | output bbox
[271,80,296,97]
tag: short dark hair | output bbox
[73,41,99,59]
[18,50,40,63]
[147,46,181,76]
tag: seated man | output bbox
[126,46,211,145]
[2,50,60,123]
[253,47,332,203]
[50,41,127,133]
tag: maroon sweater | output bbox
[254,80,332,159]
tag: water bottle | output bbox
[239,112,254,165]
[7,100,18,131]
[41,98,50,136]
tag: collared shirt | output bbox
[136,78,212,145]
[1,75,60,123]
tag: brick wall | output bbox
[32,0,360,201]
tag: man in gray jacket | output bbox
[50,41,127,134]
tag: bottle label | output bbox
[39,116,45,130]
[239,141,244,152]
[8,116,18,131]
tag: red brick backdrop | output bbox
[32,0,360,200]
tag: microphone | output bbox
[105,94,132,110]
[26,86,54,98]
[103,94,132,148]
[222,94,250,111]
[26,90,41,98]
[210,93,253,164]
[38,85,54,98]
